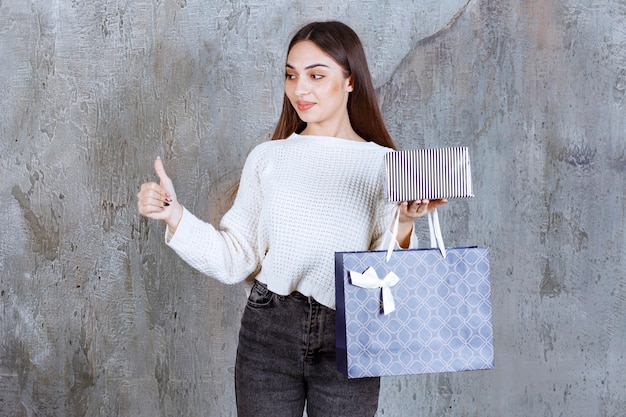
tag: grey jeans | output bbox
[235,280,380,417]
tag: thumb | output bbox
[154,156,176,200]
[154,156,170,183]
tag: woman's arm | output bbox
[137,150,265,284]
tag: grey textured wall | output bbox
[1,0,624,416]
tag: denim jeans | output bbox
[235,280,380,417]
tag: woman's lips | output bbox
[296,101,315,111]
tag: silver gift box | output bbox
[384,147,474,201]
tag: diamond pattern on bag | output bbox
[337,247,493,378]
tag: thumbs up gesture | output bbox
[137,157,183,230]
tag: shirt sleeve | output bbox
[165,145,266,284]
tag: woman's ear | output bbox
[345,76,354,92]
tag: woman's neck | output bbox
[300,123,365,142]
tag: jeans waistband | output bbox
[254,280,324,307]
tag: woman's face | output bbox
[284,40,353,133]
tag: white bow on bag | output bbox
[350,206,447,315]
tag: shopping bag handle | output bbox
[386,206,401,261]
[428,209,447,258]
[386,206,447,261]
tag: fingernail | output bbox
[164,202,170,207]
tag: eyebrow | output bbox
[285,63,330,70]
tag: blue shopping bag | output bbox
[335,211,494,378]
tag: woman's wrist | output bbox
[166,202,184,235]
[396,219,415,249]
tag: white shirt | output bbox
[167,133,407,309]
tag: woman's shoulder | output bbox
[242,136,294,169]
[249,133,298,151]
[246,136,288,155]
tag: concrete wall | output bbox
[1,0,624,416]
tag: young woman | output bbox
[138,21,446,417]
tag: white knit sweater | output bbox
[166,133,410,309]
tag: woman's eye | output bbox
[311,74,324,80]
[285,73,296,80]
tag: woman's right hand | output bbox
[137,157,183,232]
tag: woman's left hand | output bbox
[399,199,448,223]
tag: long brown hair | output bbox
[271,21,397,150]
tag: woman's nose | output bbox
[294,77,310,95]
